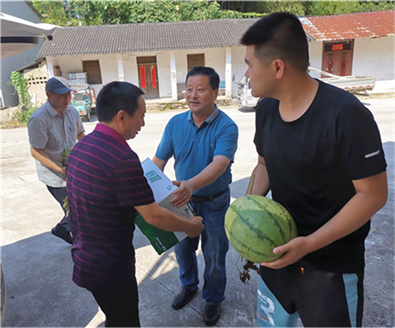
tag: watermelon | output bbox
[225,195,297,263]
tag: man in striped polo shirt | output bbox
[66,81,204,327]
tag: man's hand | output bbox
[171,180,195,207]
[31,147,66,176]
[260,236,312,269]
[262,172,388,270]
[185,216,204,238]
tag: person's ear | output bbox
[116,110,126,125]
[272,59,285,79]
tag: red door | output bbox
[322,41,353,77]
[138,64,159,98]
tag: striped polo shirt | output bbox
[66,123,154,290]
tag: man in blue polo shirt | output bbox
[153,66,238,326]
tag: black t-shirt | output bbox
[254,80,387,273]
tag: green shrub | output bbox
[9,71,36,123]
[12,106,38,124]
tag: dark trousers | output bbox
[46,186,71,232]
[89,284,140,327]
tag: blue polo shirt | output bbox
[155,105,238,196]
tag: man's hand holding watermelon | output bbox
[259,172,387,269]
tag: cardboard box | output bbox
[76,78,87,85]
[135,158,195,255]
[68,73,76,80]
[76,72,88,79]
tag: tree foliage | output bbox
[32,0,395,27]
[32,0,263,27]
[304,1,395,16]
[218,1,395,16]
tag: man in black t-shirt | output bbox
[240,12,388,327]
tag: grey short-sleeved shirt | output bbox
[28,100,85,188]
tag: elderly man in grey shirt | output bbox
[28,77,85,244]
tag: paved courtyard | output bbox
[1,96,394,327]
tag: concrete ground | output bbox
[0,94,394,327]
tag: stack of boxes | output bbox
[68,72,88,85]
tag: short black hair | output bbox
[96,81,144,122]
[185,66,220,90]
[240,12,309,72]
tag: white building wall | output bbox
[231,46,248,97]
[157,52,172,98]
[122,54,139,86]
[174,48,227,82]
[205,48,226,81]
[353,36,394,81]
[308,41,324,79]
[48,54,120,96]
[175,51,188,83]
[99,56,119,85]
[49,56,83,76]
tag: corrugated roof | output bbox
[301,10,395,41]
[38,11,394,57]
[38,18,262,57]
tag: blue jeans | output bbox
[174,188,230,305]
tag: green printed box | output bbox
[135,158,195,255]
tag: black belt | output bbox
[190,188,228,203]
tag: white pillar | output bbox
[0,91,5,108]
[225,47,232,98]
[117,54,125,81]
[46,57,54,78]
[170,51,177,101]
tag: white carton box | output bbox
[76,72,88,79]
[135,158,195,254]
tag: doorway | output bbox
[187,54,205,72]
[137,56,159,98]
[321,40,354,77]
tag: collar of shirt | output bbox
[45,100,70,117]
[187,104,220,127]
[44,100,71,118]
[95,123,129,147]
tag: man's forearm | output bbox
[152,156,167,172]
[247,159,270,196]
[77,132,85,141]
[30,147,65,173]
[188,156,230,192]
[136,202,203,238]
